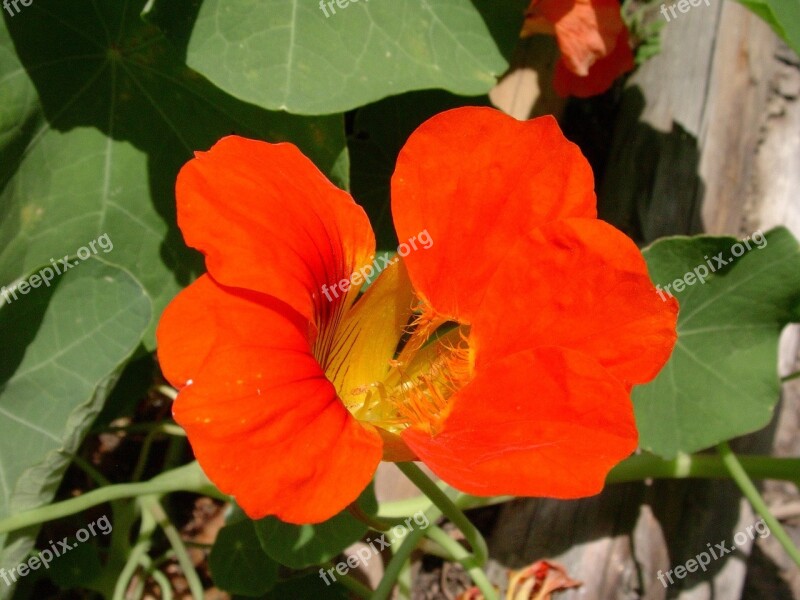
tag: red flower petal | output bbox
[157,275,382,523]
[176,136,375,323]
[402,347,638,497]
[391,108,595,322]
[553,29,634,97]
[157,275,306,388]
[471,218,678,387]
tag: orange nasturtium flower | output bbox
[522,0,635,97]
[157,107,677,525]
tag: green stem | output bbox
[380,453,800,519]
[782,370,800,383]
[396,462,488,566]
[94,422,185,437]
[347,502,395,531]
[426,525,498,600]
[0,462,225,534]
[717,442,800,567]
[69,453,112,487]
[380,492,512,520]
[333,569,373,598]
[156,385,178,400]
[141,495,204,599]
[607,452,800,485]
[372,505,444,600]
[131,428,159,483]
[68,451,134,597]
[113,506,155,600]
[418,537,455,560]
[149,568,174,600]
[396,557,413,600]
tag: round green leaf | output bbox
[254,485,377,569]
[0,259,151,578]
[259,573,350,599]
[186,0,528,115]
[634,227,800,457]
[210,519,278,597]
[0,0,348,348]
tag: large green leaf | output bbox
[254,485,377,570]
[210,518,278,596]
[734,0,800,56]
[0,0,348,347]
[261,573,350,599]
[185,0,528,115]
[634,227,800,457]
[0,260,151,586]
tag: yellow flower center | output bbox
[343,328,472,436]
[313,258,474,445]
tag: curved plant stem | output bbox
[68,451,134,597]
[334,570,373,598]
[781,370,800,383]
[141,495,204,599]
[0,462,225,534]
[69,453,112,487]
[132,429,159,483]
[396,462,488,566]
[149,568,174,600]
[426,525,498,600]
[717,442,800,568]
[347,501,394,531]
[372,505,443,600]
[113,506,155,600]
[397,557,413,600]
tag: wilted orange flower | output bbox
[157,107,677,524]
[458,560,580,600]
[523,0,635,97]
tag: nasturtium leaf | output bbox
[185,0,528,115]
[0,0,348,347]
[0,260,151,584]
[257,573,349,600]
[254,485,377,570]
[634,227,800,458]
[210,519,278,596]
[734,0,800,56]
[46,540,104,593]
